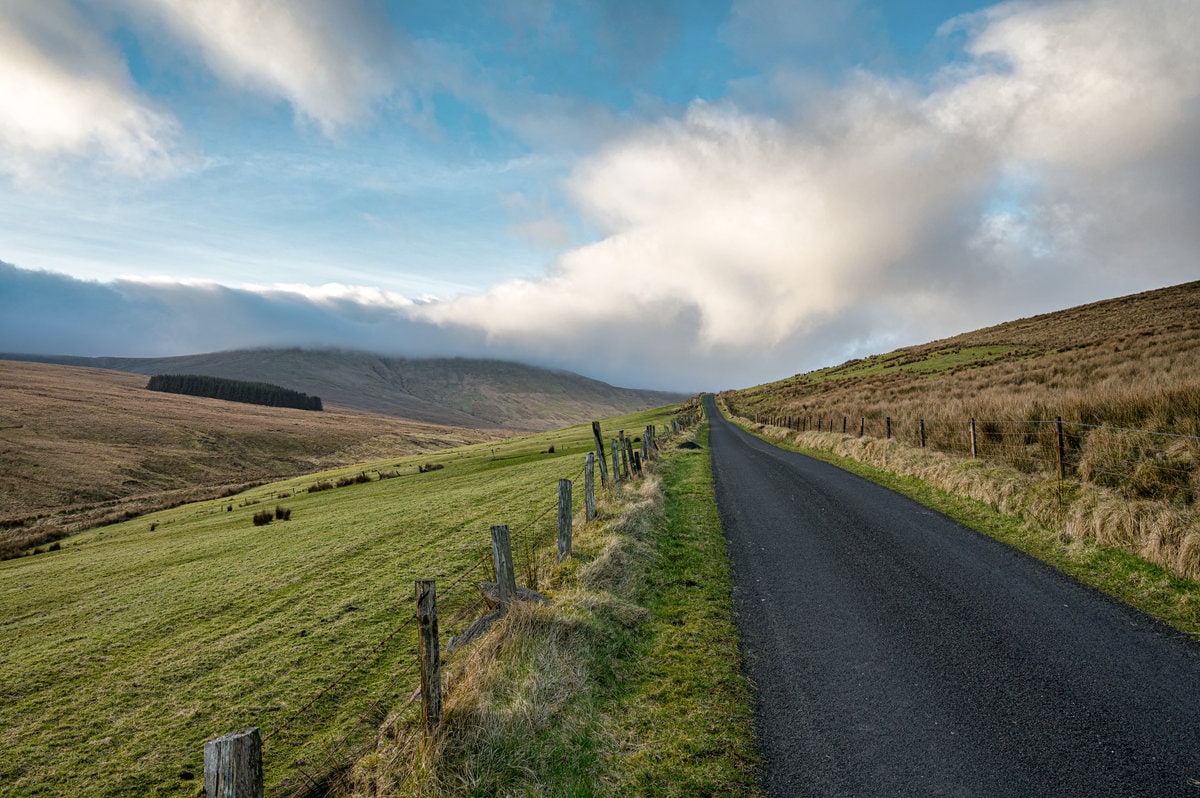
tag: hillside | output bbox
[728,280,1200,438]
[5,349,683,430]
[723,279,1200,586]
[0,360,505,555]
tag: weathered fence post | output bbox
[920,419,927,448]
[671,418,679,434]
[415,579,441,735]
[611,439,622,488]
[490,525,516,611]
[886,417,892,439]
[860,417,865,437]
[557,479,572,562]
[969,418,978,458]
[204,728,262,798]
[584,452,596,521]
[843,416,847,434]
[618,430,631,479]
[625,436,638,476]
[1056,416,1065,480]
[591,421,608,484]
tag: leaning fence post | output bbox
[1056,416,1065,480]
[591,421,608,484]
[490,525,516,611]
[618,430,630,479]
[415,580,441,735]
[585,452,596,521]
[969,418,978,458]
[625,436,639,476]
[204,727,262,798]
[611,439,622,488]
[557,479,572,562]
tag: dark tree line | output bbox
[147,374,323,411]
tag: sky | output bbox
[1,0,1198,392]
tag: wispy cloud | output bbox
[122,0,409,135]
[0,0,179,181]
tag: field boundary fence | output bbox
[202,414,696,797]
[725,402,1200,507]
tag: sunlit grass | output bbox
[0,407,675,796]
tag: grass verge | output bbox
[724,411,1200,640]
[349,422,760,796]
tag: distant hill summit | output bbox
[4,349,683,430]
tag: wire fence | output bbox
[730,406,1200,506]
[203,422,684,797]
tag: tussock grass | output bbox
[727,281,1200,508]
[347,425,759,797]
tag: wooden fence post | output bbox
[490,525,516,611]
[920,419,926,448]
[557,479,572,562]
[886,417,891,439]
[625,436,639,476]
[860,417,865,437]
[591,421,608,484]
[842,416,847,434]
[415,580,441,735]
[671,418,679,434]
[585,452,596,521]
[1056,416,1065,480]
[618,431,630,479]
[969,418,978,458]
[204,728,262,798]
[611,440,622,488]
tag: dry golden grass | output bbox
[346,479,663,798]
[0,359,506,556]
[722,280,1200,582]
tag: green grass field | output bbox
[0,407,677,796]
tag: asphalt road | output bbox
[705,395,1200,797]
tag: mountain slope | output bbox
[0,359,506,554]
[5,349,682,430]
[728,279,1200,434]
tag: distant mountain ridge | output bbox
[2,349,684,430]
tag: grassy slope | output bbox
[350,418,759,797]
[730,280,1200,436]
[0,407,682,797]
[0,359,503,550]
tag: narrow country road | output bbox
[705,396,1200,797]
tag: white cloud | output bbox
[0,0,179,181]
[414,0,1200,384]
[125,0,407,134]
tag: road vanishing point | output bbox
[705,395,1200,797]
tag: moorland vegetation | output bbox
[724,280,1200,590]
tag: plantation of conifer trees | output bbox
[146,374,322,411]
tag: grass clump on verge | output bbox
[347,423,759,797]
